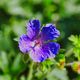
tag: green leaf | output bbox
[47,68,69,80]
[11,54,24,73]
[68,35,80,60]
[0,51,9,73]
[20,76,26,80]
[0,75,11,80]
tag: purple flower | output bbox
[19,19,60,62]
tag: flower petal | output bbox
[27,19,41,40]
[29,42,60,62]
[29,45,49,62]
[42,42,60,58]
[19,34,32,53]
[41,24,60,41]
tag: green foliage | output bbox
[0,51,9,73]
[47,68,69,80]
[40,59,55,73]
[69,35,80,60]
[0,75,11,80]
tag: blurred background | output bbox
[0,0,80,80]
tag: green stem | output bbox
[27,61,34,80]
[65,61,80,67]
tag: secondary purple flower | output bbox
[19,19,60,62]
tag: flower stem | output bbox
[27,61,34,80]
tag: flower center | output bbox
[31,39,41,48]
[35,40,40,46]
